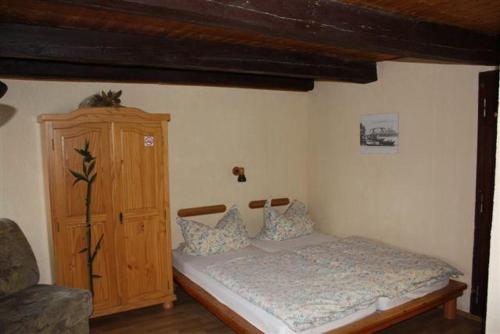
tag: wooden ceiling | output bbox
[337,0,500,35]
[0,0,498,91]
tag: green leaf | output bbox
[69,169,86,180]
[72,177,85,186]
[79,248,88,254]
[95,233,104,250]
[74,148,84,157]
[82,160,87,176]
[90,234,104,262]
[87,160,96,176]
[69,169,87,186]
[70,170,89,185]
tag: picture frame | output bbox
[360,113,399,154]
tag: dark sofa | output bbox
[0,218,92,333]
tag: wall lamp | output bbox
[0,81,7,99]
[232,166,247,182]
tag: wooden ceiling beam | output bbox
[53,0,498,65]
[0,23,377,83]
[0,58,315,92]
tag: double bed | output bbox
[173,199,466,334]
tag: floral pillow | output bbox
[177,205,250,256]
[257,200,314,241]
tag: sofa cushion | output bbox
[0,284,92,334]
[0,219,39,297]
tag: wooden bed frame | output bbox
[174,199,468,334]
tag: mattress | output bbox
[377,278,449,310]
[173,246,378,334]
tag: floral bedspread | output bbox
[205,251,381,332]
[204,237,462,332]
[293,237,462,297]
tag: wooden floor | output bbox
[91,287,482,334]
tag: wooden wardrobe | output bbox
[38,107,175,317]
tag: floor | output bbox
[91,288,482,334]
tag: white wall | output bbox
[485,78,500,333]
[0,80,309,283]
[308,62,493,311]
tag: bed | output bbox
[173,199,467,334]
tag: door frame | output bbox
[470,69,499,318]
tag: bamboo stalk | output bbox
[70,139,101,296]
[86,181,94,295]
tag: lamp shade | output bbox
[0,81,7,98]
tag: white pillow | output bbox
[177,206,249,256]
[257,200,314,241]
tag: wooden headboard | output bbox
[249,197,290,209]
[177,204,227,217]
[177,197,290,216]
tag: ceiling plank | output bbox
[0,23,377,83]
[53,0,498,65]
[0,58,315,92]
[335,0,500,35]
[0,0,397,62]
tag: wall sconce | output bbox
[0,81,7,99]
[232,166,246,182]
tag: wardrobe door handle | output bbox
[119,212,123,224]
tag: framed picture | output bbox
[360,113,399,154]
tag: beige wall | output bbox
[308,62,493,311]
[0,80,309,283]
[486,80,500,334]
[0,62,492,313]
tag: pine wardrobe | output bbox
[38,107,175,317]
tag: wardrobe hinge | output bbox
[474,285,480,305]
[479,190,484,214]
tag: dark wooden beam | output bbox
[0,23,377,83]
[54,0,498,65]
[0,58,314,91]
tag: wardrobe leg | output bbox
[163,300,174,310]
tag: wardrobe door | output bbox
[50,122,119,313]
[113,122,171,305]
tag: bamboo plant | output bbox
[69,139,103,296]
